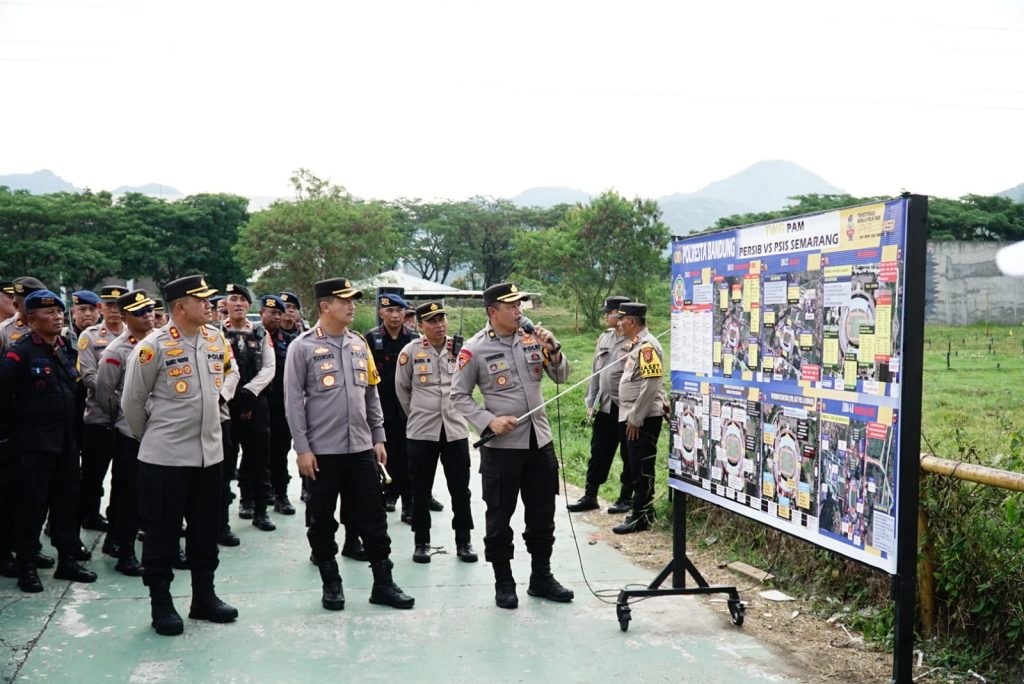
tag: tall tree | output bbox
[115,192,249,290]
[234,170,400,309]
[514,190,670,328]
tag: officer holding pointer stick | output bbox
[450,282,574,610]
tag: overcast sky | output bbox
[2,0,1022,203]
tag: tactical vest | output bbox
[222,322,266,387]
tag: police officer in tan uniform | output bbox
[450,282,574,609]
[568,296,634,514]
[77,284,128,535]
[95,290,157,576]
[0,281,15,325]
[613,302,666,534]
[395,301,476,564]
[121,275,239,636]
[0,277,47,354]
[284,277,414,612]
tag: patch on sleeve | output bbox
[638,344,663,379]
[366,352,380,386]
[105,358,121,366]
[77,335,89,350]
[398,352,409,366]
[457,348,473,370]
[138,345,155,365]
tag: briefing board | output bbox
[668,197,919,574]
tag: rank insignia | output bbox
[169,327,181,340]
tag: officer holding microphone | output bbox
[450,282,574,610]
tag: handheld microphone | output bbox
[519,316,536,334]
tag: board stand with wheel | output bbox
[615,489,743,632]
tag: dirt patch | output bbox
[563,483,897,683]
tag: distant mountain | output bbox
[996,183,1024,203]
[657,160,844,234]
[113,183,183,198]
[509,186,591,208]
[0,169,79,194]
[509,161,843,234]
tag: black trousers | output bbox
[0,441,16,556]
[626,415,663,522]
[220,420,233,530]
[479,431,558,563]
[585,403,633,499]
[79,423,115,520]
[268,401,292,498]
[111,432,141,554]
[306,451,390,564]
[231,397,273,509]
[382,416,409,506]
[13,447,80,558]
[137,461,221,586]
[408,429,473,538]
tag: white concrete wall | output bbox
[926,241,1024,325]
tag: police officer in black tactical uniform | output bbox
[260,294,296,515]
[0,290,97,593]
[365,291,418,520]
[220,283,277,532]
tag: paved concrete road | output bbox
[1,463,799,683]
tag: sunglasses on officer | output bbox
[127,305,155,317]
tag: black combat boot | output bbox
[492,560,518,609]
[273,493,296,515]
[527,556,574,603]
[607,485,632,514]
[115,546,144,577]
[455,530,478,563]
[340,535,367,561]
[318,559,345,610]
[149,581,184,636]
[188,571,238,623]
[612,512,651,534]
[218,526,240,547]
[251,502,276,532]
[32,552,55,569]
[567,494,599,512]
[412,531,431,564]
[17,555,43,593]
[54,556,98,583]
[368,559,415,609]
[101,535,121,558]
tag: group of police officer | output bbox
[0,272,664,635]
